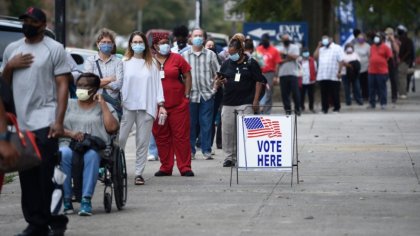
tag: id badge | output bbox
[160,70,165,79]
[234,73,241,82]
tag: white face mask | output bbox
[76,88,91,101]
[373,37,381,44]
[346,47,353,53]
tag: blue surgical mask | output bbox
[192,37,204,46]
[131,43,145,54]
[322,38,329,46]
[99,43,113,55]
[302,52,310,58]
[159,44,171,55]
[229,53,240,62]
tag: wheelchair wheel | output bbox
[113,147,127,210]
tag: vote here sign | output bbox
[237,115,293,171]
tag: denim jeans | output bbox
[368,73,388,107]
[342,75,363,105]
[60,146,100,199]
[148,134,158,157]
[259,72,275,114]
[190,96,214,154]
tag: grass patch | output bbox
[4,173,16,185]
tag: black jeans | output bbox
[18,127,68,232]
[280,75,301,113]
[359,71,369,100]
[300,84,315,111]
[319,80,341,113]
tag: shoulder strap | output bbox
[95,60,103,78]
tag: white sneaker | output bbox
[147,155,158,161]
[191,153,196,160]
[203,152,214,160]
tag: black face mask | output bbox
[177,41,187,50]
[22,24,42,38]
[262,40,270,48]
[283,40,290,47]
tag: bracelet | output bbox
[158,102,164,107]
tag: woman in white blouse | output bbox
[119,31,167,185]
[341,43,363,106]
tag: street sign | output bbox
[244,22,309,46]
[224,0,245,22]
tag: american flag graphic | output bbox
[244,117,282,138]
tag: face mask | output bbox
[229,53,240,62]
[192,37,204,47]
[22,24,41,38]
[131,43,145,54]
[357,38,365,43]
[346,48,353,53]
[302,52,310,58]
[159,44,171,55]
[283,40,290,47]
[99,44,113,55]
[75,88,92,101]
[373,37,381,44]
[322,38,329,46]
[262,40,270,48]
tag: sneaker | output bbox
[203,152,213,160]
[181,170,195,177]
[399,95,407,99]
[98,167,105,182]
[211,150,215,155]
[191,152,196,160]
[381,105,387,110]
[63,198,74,215]
[154,171,172,177]
[147,154,158,161]
[78,197,92,216]
[223,159,235,167]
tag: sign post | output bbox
[231,112,299,186]
[243,22,308,46]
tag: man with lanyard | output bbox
[1,7,70,235]
[181,28,220,160]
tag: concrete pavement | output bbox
[1,81,420,236]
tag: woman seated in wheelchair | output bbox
[59,72,119,216]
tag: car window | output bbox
[0,29,22,67]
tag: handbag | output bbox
[0,113,42,173]
[95,60,123,118]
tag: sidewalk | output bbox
[1,84,419,236]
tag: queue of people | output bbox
[0,6,417,235]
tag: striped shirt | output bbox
[182,48,220,103]
[317,43,344,81]
[84,54,123,99]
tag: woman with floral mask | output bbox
[84,28,123,118]
[150,32,195,177]
[216,35,264,167]
[59,73,119,216]
[118,32,166,185]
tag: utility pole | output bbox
[55,0,66,46]
[195,0,202,28]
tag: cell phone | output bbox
[217,72,229,78]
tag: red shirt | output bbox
[160,52,191,108]
[368,43,392,74]
[256,45,281,73]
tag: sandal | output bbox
[134,175,145,185]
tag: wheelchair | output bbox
[99,139,128,213]
[70,135,128,213]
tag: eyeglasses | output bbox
[99,41,113,45]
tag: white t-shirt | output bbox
[301,59,317,85]
[121,58,164,118]
[1,37,70,131]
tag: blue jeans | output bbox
[148,134,158,157]
[368,73,388,107]
[60,146,100,199]
[342,75,363,105]
[190,96,214,154]
[259,72,275,114]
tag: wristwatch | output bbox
[0,131,11,141]
[158,102,164,107]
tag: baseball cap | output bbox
[19,7,46,22]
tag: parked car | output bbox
[207,32,229,53]
[65,47,97,71]
[0,16,23,70]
